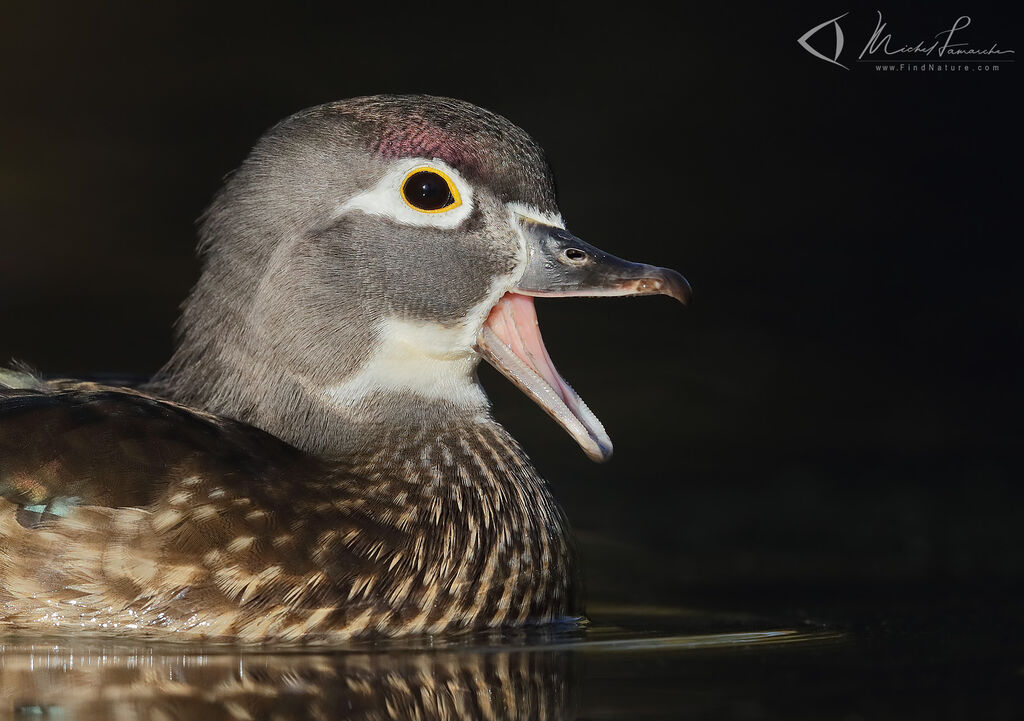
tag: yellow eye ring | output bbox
[400,167,462,213]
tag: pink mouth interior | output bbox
[478,292,612,461]
[482,293,575,407]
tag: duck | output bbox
[0,95,690,643]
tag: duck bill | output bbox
[477,219,690,462]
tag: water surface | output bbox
[1,603,839,720]
[4,589,1022,719]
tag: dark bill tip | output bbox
[628,266,693,305]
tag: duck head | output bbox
[159,95,689,461]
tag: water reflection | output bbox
[2,641,573,720]
[0,611,840,720]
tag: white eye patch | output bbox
[336,158,475,230]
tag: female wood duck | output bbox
[0,95,690,643]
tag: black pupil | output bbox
[403,171,454,211]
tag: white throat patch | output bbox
[318,271,518,412]
[320,316,488,410]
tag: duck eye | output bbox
[401,169,460,213]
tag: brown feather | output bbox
[0,385,578,643]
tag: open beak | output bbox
[477,218,691,462]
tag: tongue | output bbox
[477,293,613,462]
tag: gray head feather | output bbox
[151,95,559,457]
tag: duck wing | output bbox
[0,380,307,521]
[0,380,349,638]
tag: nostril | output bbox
[563,248,588,263]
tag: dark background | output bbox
[1,1,1020,615]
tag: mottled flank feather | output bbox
[0,382,577,643]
